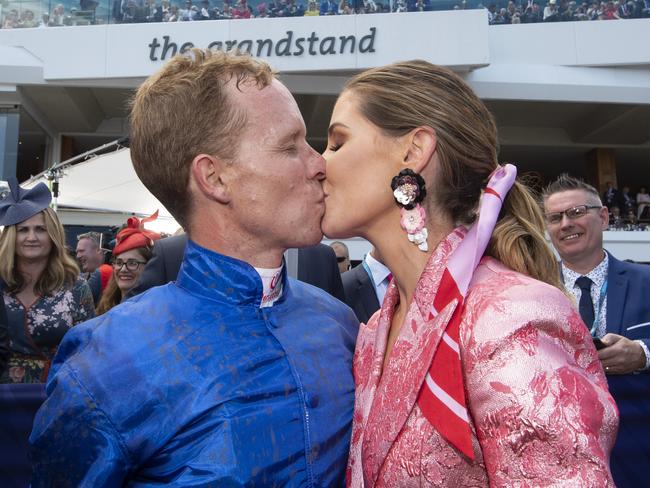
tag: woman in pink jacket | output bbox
[322,60,618,487]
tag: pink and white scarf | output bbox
[416,164,517,459]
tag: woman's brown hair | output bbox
[343,60,561,289]
[96,246,153,316]
[0,208,80,295]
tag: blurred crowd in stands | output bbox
[603,183,650,230]
[487,0,650,23]
[1,0,649,28]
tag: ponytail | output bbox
[488,180,563,291]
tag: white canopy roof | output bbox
[24,147,180,234]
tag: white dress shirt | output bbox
[363,252,391,306]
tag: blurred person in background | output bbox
[96,212,160,315]
[76,231,112,304]
[330,240,351,273]
[75,231,105,273]
[636,185,650,219]
[0,178,94,384]
[625,209,638,227]
[342,248,390,323]
[543,174,650,488]
[305,0,320,14]
[609,205,623,229]
[619,186,635,214]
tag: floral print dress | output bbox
[1,277,95,383]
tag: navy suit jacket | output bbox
[605,252,650,348]
[129,235,345,302]
[602,251,650,488]
[342,264,380,324]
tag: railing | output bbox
[1,0,648,29]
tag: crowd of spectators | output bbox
[1,0,648,28]
[603,183,650,230]
[487,0,650,24]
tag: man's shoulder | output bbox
[288,278,355,318]
[61,284,191,357]
[607,252,650,281]
[290,277,341,304]
[341,265,367,291]
[156,233,188,249]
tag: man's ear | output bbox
[190,154,231,205]
[599,205,610,230]
[402,126,437,174]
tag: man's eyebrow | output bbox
[277,129,302,146]
[328,122,349,137]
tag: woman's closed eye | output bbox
[327,142,342,152]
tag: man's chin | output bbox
[298,230,324,248]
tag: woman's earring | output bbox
[391,169,428,252]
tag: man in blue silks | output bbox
[29,49,358,487]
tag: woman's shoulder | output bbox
[463,258,592,372]
[468,257,575,330]
[474,256,566,300]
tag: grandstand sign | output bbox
[0,11,490,81]
[148,28,377,61]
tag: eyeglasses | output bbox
[336,256,348,263]
[545,205,602,225]
[112,259,147,271]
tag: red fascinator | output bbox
[112,210,161,256]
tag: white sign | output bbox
[0,11,490,81]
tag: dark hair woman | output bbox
[96,212,160,315]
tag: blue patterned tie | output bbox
[576,276,595,328]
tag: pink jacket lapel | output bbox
[362,233,463,484]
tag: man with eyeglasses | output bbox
[543,173,650,488]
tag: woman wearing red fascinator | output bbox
[96,211,161,315]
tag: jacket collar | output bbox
[605,249,628,334]
[362,228,465,483]
[176,240,290,308]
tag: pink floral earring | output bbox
[391,169,428,252]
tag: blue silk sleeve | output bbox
[29,364,132,487]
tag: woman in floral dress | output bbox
[0,178,94,384]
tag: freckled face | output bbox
[227,80,327,250]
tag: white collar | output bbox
[364,252,391,287]
[561,251,609,289]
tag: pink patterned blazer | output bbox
[347,232,619,487]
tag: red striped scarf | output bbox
[416,164,517,460]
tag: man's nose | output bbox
[307,146,326,181]
[559,213,574,228]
